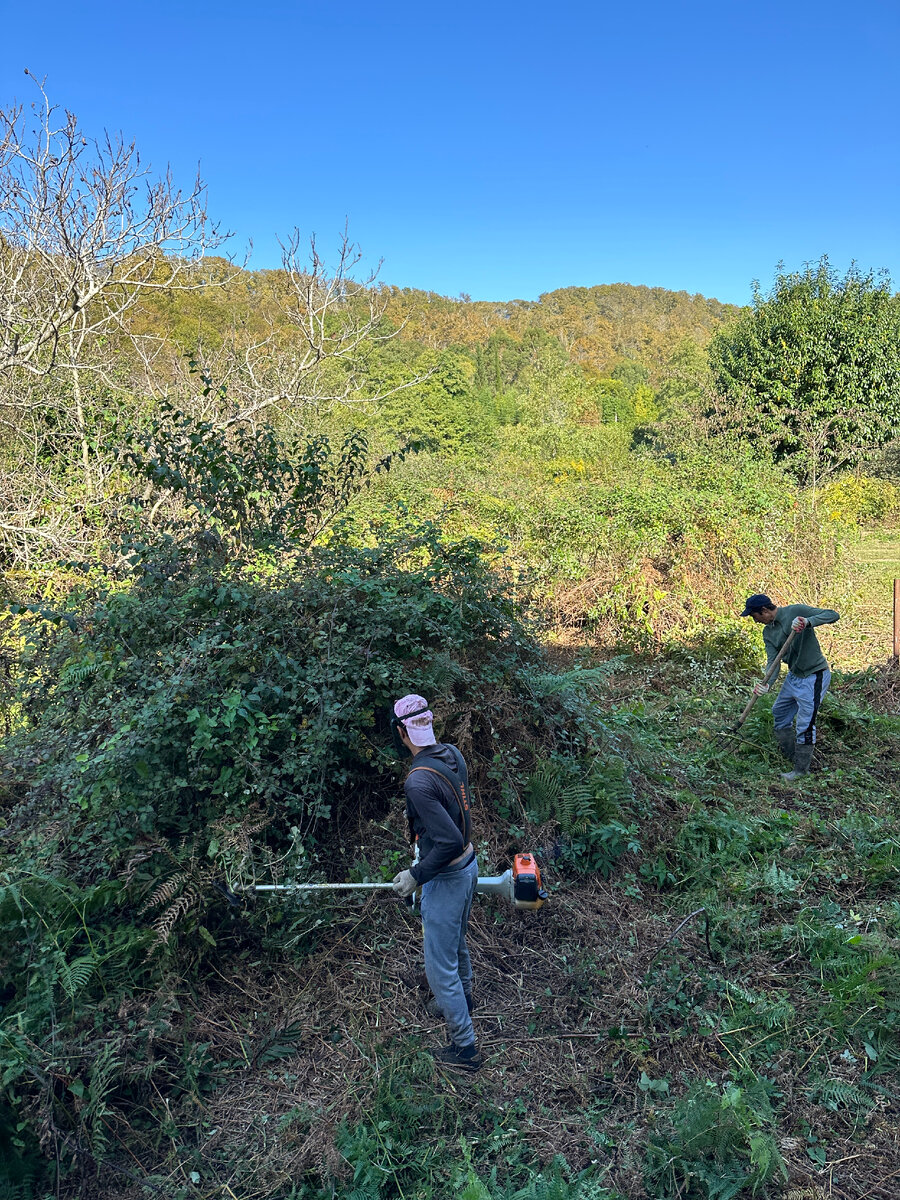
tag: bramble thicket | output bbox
[1,88,900,1200]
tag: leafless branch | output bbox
[0,73,235,378]
[134,225,432,430]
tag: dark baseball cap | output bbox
[740,593,775,616]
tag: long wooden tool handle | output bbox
[734,627,798,729]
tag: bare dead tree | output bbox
[133,226,429,431]
[0,78,425,571]
[0,74,240,550]
[225,227,410,424]
[0,72,232,379]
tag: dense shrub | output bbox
[820,475,900,527]
[355,440,842,653]
[3,524,551,880]
[0,415,645,1194]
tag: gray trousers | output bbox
[773,668,831,745]
[420,855,478,1048]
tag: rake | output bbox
[728,627,797,733]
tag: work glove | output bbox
[392,869,417,898]
[753,681,770,696]
[791,616,808,631]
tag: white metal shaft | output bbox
[252,874,510,895]
[253,882,394,891]
[252,870,514,901]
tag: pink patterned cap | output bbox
[393,694,436,747]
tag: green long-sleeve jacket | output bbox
[763,604,840,678]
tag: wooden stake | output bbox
[894,578,899,661]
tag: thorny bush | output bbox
[0,413,641,1193]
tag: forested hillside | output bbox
[2,88,900,1200]
[133,268,737,370]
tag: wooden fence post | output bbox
[894,578,900,662]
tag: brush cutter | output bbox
[250,852,547,911]
[729,627,797,732]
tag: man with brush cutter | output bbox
[390,694,482,1072]
[740,594,840,780]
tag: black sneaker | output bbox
[426,993,474,1019]
[432,1042,482,1072]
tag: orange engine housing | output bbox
[512,852,547,910]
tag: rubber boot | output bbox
[782,742,814,781]
[774,727,796,763]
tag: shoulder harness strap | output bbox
[407,748,471,844]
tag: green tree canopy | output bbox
[708,258,900,485]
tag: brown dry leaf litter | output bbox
[82,865,900,1199]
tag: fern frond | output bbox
[141,873,188,915]
[812,1078,875,1112]
[524,658,628,698]
[61,659,99,686]
[559,783,594,831]
[59,954,97,1000]
[759,996,795,1029]
[123,838,175,885]
[761,862,800,895]
[151,885,202,945]
[525,754,633,834]
[85,1037,124,1159]
[524,765,562,824]
[724,981,758,1005]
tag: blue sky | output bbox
[2,1,897,305]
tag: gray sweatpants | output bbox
[420,855,478,1048]
[772,668,831,745]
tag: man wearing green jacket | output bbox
[741,594,840,780]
